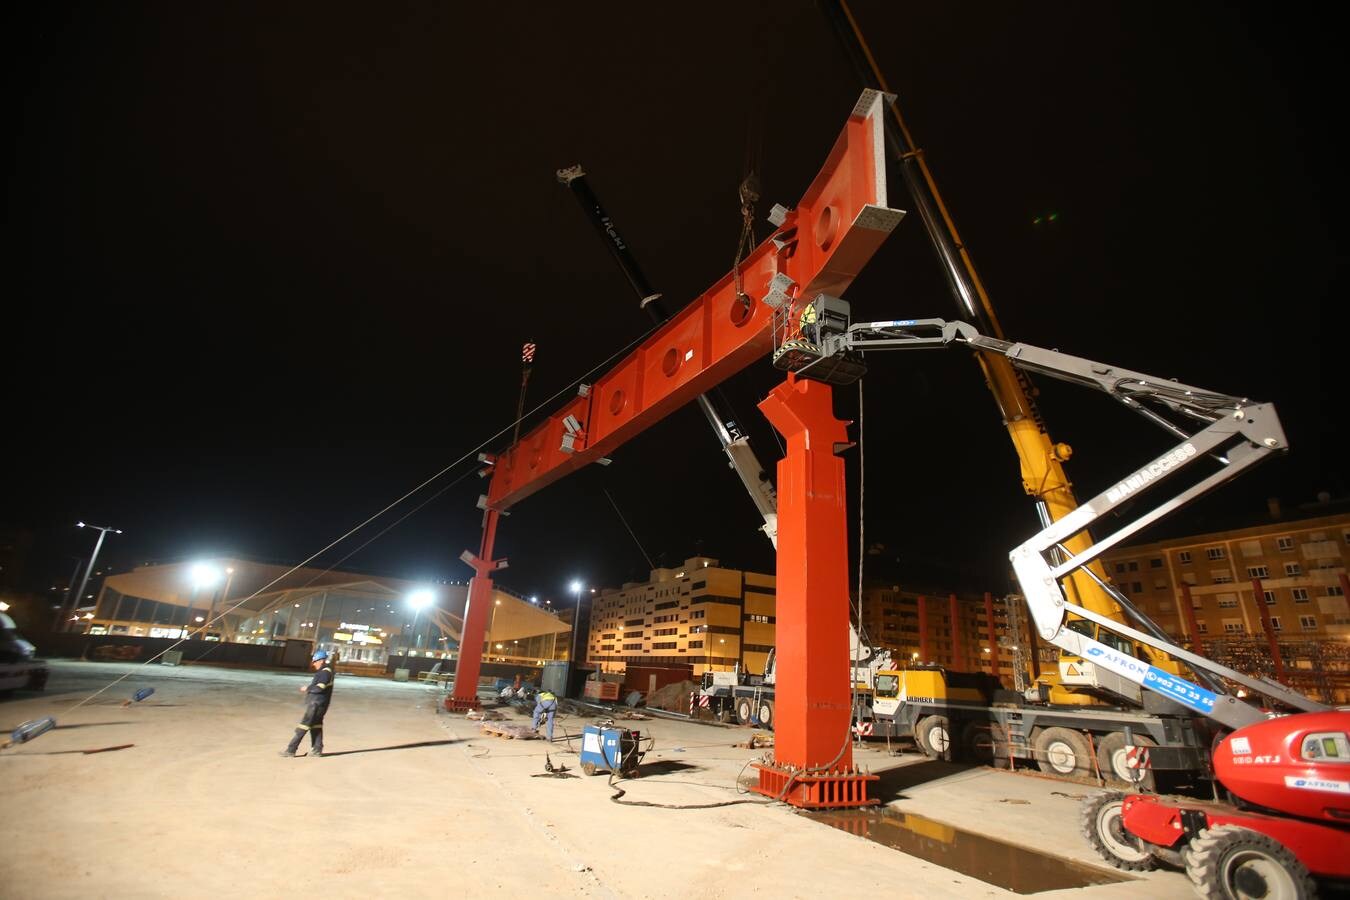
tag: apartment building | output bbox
[586,557,775,676]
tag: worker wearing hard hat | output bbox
[279,649,335,757]
[532,689,558,742]
[798,301,819,346]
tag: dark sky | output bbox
[6,3,1342,603]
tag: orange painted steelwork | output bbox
[750,375,876,807]
[484,91,897,513]
[450,94,898,778]
[448,507,503,708]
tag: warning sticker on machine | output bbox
[1229,736,1252,755]
[1284,775,1350,794]
[582,732,601,754]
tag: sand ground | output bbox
[0,661,1193,898]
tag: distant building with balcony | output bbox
[1098,507,1350,702]
[586,556,775,677]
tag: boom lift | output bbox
[783,308,1349,893]
[773,308,1329,778]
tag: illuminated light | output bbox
[495,643,503,649]
[0,601,9,612]
[1032,216,1043,225]
[495,599,501,606]
[569,580,582,594]
[294,603,300,608]
[1048,212,1059,222]
[911,652,920,660]
[407,589,435,610]
[590,588,596,594]
[189,562,223,589]
[195,616,205,623]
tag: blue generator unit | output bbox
[579,724,645,777]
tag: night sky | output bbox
[6,3,1341,605]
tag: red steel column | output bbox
[450,508,506,709]
[1249,577,1285,682]
[949,593,963,670]
[917,595,929,663]
[984,592,998,676]
[757,376,853,773]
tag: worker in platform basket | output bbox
[532,688,558,742]
[279,649,334,758]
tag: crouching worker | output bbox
[531,689,558,741]
[280,649,334,757]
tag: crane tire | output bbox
[1184,825,1315,900]
[1095,731,1157,791]
[1034,726,1094,778]
[735,697,753,726]
[757,699,774,731]
[1080,791,1157,871]
[915,715,953,761]
[961,720,1008,767]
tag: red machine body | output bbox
[1211,710,1350,823]
[1118,710,1350,879]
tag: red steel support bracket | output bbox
[750,375,877,808]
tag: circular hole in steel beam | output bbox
[609,389,626,416]
[814,205,837,252]
[661,348,680,377]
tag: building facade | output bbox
[857,584,1017,682]
[586,557,775,676]
[1098,510,1350,701]
[89,558,570,669]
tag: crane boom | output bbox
[818,0,1132,638]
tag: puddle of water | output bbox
[812,808,1129,894]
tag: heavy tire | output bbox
[1080,791,1158,872]
[962,720,1007,767]
[915,715,953,761]
[757,699,774,731]
[1184,825,1316,900]
[1034,726,1094,778]
[735,697,753,726]
[1095,731,1158,791]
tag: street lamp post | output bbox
[568,580,584,665]
[68,522,121,631]
[187,563,222,639]
[204,565,235,640]
[407,589,434,660]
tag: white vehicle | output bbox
[0,613,49,693]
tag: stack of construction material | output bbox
[644,679,701,712]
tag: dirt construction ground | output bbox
[1,662,1197,898]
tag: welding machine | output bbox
[579,724,644,777]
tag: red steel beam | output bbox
[484,90,901,512]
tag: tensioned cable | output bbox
[59,319,667,715]
[601,487,655,570]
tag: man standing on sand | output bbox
[279,649,334,757]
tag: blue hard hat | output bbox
[312,649,329,661]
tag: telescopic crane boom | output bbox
[818,1,1139,691]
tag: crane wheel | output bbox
[1080,791,1157,872]
[735,698,753,726]
[1033,726,1094,778]
[915,715,953,761]
[581,762,598,776]
[1184,825,1315,900]
[1095,731,1157,791]
[757,699,774,731]
[961,721,1009,767]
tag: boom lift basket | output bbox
[768,291,867,385]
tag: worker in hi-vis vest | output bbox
[280,650,334,757]
[532,689,558,741]
[798,300,819,345]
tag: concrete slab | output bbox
[0,661,1197,898]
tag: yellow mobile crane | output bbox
[821,1,1190,705]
